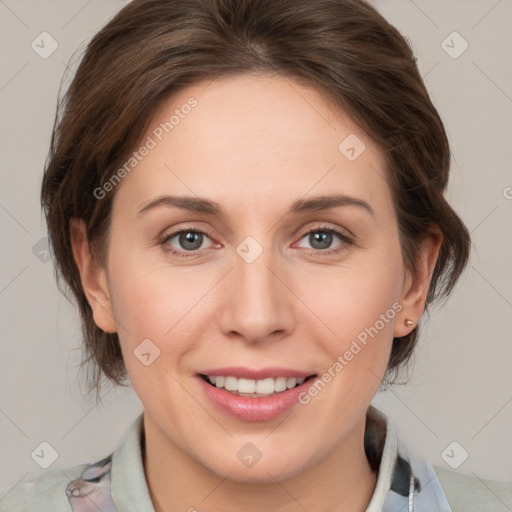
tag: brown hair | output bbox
[41,0,471,401]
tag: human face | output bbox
[100,73,408,482]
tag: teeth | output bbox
[205,375,307,396]
[224,376,237,391]
[256,378,274,394]
[239,378,256,394]
[275,376,287,392]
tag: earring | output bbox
[404,319,414,327]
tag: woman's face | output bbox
[83,73,423,482]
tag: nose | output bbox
[218,240,295,345]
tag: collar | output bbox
[64,405,453,511]
[365,405,453,511]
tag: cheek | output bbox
[109,269,176,339]
[287,266,401,434]
[303,263,402,340]
[107,247,211,357]
[106,255,200,409]
[295,251,403,392]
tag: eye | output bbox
[160,228,216,258]
[295,226,353,255]
[159,225,353,259]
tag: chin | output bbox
[203,451,312,484]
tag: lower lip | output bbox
[197,376,315,422]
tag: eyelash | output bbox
[159,225,354,259]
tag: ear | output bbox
[394,227,443,338]
[69,218,117,333]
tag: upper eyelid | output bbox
[293,227,352,249]
[162,224,351,249]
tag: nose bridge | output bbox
[220,234,294,341]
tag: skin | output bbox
[70,72,442,512]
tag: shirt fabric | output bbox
[1,405,510,511]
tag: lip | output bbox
[196,369,317,422]
[197,366,314,380]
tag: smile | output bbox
[200,374,312,397]
[196,368,318,422]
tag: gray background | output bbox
[1,0,511,492]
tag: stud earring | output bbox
[404,319,414,327]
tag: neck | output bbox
[143,414,378,512]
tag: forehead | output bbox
[112,73,392,218]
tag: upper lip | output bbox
[197,367,316,380]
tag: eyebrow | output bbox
[137,193,376,220]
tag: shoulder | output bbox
[0,413,145,512]
[432,464,512,512]
[0,454,117,512]
[0,462,87,512]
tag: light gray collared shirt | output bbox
[0,405,463,511]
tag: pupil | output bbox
[180,231,202,250]
[311,231,331,250]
